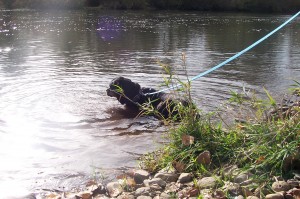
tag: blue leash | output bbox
[148,11,300,95]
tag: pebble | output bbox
[265,193,284,199]
[106,181,123,197]
[154,172,179,182]
[177,173,193,183]
[197,176,219,189]
[271,181,291,192]
[134,170,150,184]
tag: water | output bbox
[0,9,299,196]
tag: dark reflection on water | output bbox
[0,9,299,196]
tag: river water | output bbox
[0,9,299,197]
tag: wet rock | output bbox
[144,178,167,188]
[135,187,151,197]
[271,181,291,192]
[134,170,150,184]
[197,176,219,189]
[106,181,123,197]
[196,151,211,165]
[265,193,284,199]
[177,173,193,183]
[154,173,179,183]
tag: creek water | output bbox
[0,9,299,196]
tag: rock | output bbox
[287,179,299,188]
[106,181,123,198]
[134,170,150,184]
[234,172,253,184]
[265,193,284,199]
[144,178,167,188]
[93,194,110,199]
[177,173,193,183]
[196,151,211,165]
[154,173,179,183]
[247,196,260,199]
[137,196,152,199]
[241,187,253,197]
[223,182,242,196]
[271,181,291,192]
[212,190,226,199]
[197,177,219,189]
[159,192,171,199]
[235,196,244,199]
[117,193,135,199]
[135,187,151,197]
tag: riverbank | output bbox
[1,0,300,13]
[28,83,300,199]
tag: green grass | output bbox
[139,71,300,191]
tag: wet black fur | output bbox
[106,76,185,118]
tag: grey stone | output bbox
[117,193,135,199]
[222,165,240,178]
[177,173,193,183]
[197,176,219,189]
[265,193,284,199]
[271,181,291,192]
[234,172,253,184]
[159,192,171,199]
[144,178,167,188]
[106,181,123,198]
[135,187,151,197]
[134,170,150,184]
[137,196,152,199]
[154,173,179,182]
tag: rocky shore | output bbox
[34,164,300,199]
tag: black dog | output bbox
[106,76,186,119]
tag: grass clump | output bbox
[140,64,300,190]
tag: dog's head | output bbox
[107,76,142,106]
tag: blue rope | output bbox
[148,11,300,95]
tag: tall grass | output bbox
[139,63,300,189]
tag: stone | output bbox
[223,182,242,196]
[265,193,284,199]
[137,196,152,199]
[287,179,299,188]
[117,193,135,199]
[235,196,244,199]
[196,151,211,165]
[144,178,167,188]
[197,177,219,189]
[271,181,291,192]
[222,165,240,179]
[177,173,193,183]
[234,172,253,184]
[212,190,226,199]
[246,196,260,199]
[93,195,110,199]
[154,173,179,183]
[159,192,171,199]
[134,170,150,184]
[106,181,123,198]
[135,187,151,197]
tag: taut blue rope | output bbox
[148,11,300,95]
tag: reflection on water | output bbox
[0,9,299,196]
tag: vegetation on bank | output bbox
[139,62,300,196]
[1,0,300,12]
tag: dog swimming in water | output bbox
[106,76,187,119]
